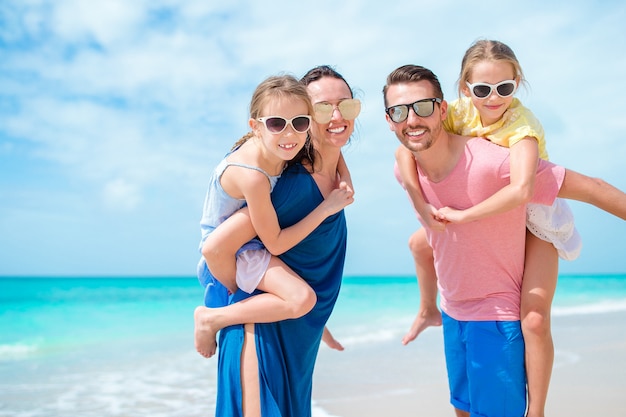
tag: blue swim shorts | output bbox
[441,311,527,417]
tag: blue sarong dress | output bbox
[215,163,348,417]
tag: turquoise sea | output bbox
[1,274,626,417]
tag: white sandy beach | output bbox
[312,311,626,417]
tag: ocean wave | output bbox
[320,318,443,349]
[552,299,626,316]
[552,350,581,369]
[329,327,399,347]
[0,343,38,360]
[327,299,626,348]
[0,350,218,417]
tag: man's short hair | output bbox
[383,65,444,108]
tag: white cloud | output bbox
[51,0,144,46]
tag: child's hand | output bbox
[322,181,355,215]
[437,206,466,224]
[419,204,447,231]
[338,174,355,196]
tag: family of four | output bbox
[193,40,626,417]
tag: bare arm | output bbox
[337,152,354,194]
[439,137,539,223]
[395,145,444,230]
[203,164,353,291]
[558,169,626,220]
[233,168,353,255]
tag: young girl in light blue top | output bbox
[194,74,354,358]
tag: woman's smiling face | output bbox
[306,76,355,150]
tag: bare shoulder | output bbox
[222,164,271,199]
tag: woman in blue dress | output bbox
[202,65,359,416]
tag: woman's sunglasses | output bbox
[385,98,442,123]
[313,99,361,124]
[466,80,517,99]
[257,115,312,134]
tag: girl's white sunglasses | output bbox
[466,80,517,99]
[257,115,312,134]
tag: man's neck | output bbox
[414,133,468,183]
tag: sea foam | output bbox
[0,343,38,360]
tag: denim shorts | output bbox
[442,311,527,417]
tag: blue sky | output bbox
[1,0,625,277]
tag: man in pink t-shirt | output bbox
[383,65,564,417]
[409,135,563,322]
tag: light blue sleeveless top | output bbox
[196,157,281,307]
[199,158,281,243]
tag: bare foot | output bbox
[401,308,442,345]
[194,306,218,358]
[322,327,344,351]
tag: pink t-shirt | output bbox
[402,137,565,321]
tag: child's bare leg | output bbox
[196,228,241,358]
[559,169,626,220]
[254,257,317,319]
[194,306,220,358]
[202,210,255,293]
[522,231,558,417]
[402,228,442,345]
[194,257,316,358]
[241,323,261,417]
[322,326,344,351]
[454,408,470,417]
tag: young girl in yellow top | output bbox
[396,39,586,417]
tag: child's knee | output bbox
[408,231,433,261]
[302,286,317,311]
[291,285,317,317]
[521,310,550,336]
